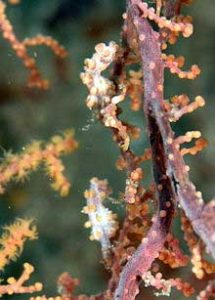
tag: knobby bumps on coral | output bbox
[0,0,67,89]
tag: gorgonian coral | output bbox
[0,1,214,300]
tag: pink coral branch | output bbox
[115,0,215,298]
[128,0,215,258]
[115,3,176,298]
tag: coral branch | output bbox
[0,218,37,270]
[0,1,67,88]
[0,130,78,196]
[163,54,201,79]
[114,2,177,298]
[159,233,189,268]
[23,35,68,58]
[142,271,194,297]
[114,0,215,298]
[126,69,143,111]
[132,0,193,37]
[169,95,205,122]
[114,216,172,299]
[0,263,43,296]
[125,0,215,261]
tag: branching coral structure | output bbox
[81,0,215,299]
[0,1,214,300]
[0,130,78,196]
[0,0,67,88]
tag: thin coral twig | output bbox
[0,131,78,196]
[0,1,67,88]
